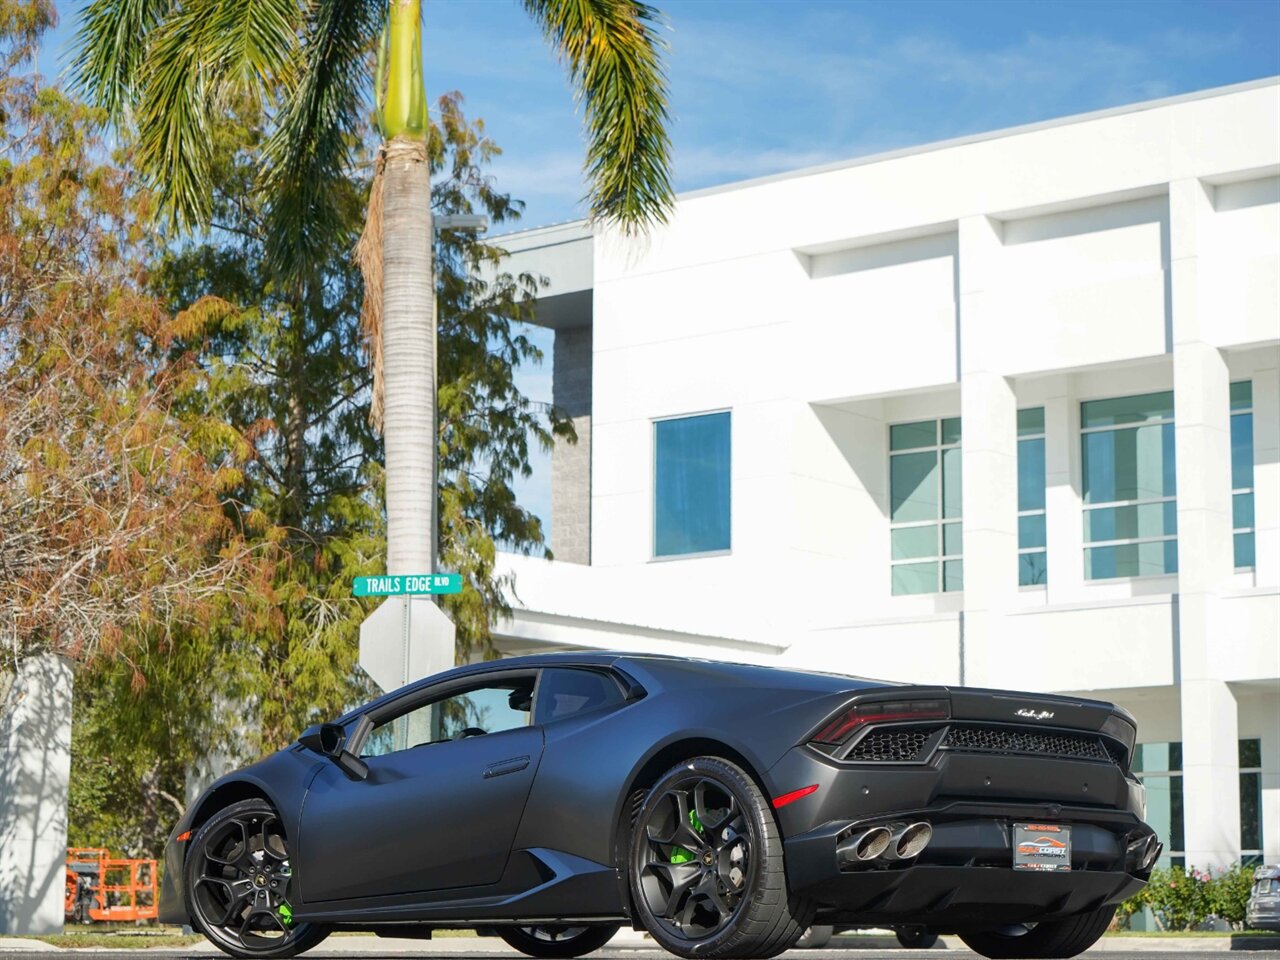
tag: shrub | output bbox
[1120,863,1257,931]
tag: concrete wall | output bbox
[0,655,73,935]
[552,325,593,564]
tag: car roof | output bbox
[341,650,885,721]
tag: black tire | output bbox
[958,907,1115,959]
[498,924,620,958]
[184,798,329,959]
[629,756,815,959]
[895,928,938,949]
[796,926,834,949]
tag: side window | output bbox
[535,669,624,724]
[361,677,535,757]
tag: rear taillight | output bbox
[810,698,949,746]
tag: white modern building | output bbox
[491,78,1280,874]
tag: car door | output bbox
[296,671,544,904]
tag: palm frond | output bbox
[73,0,174,120]
[261,0,384,284]
[76,0,300,230]
[524,0,674,234]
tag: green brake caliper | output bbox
[277,903,293,927]
[670,808,704,863]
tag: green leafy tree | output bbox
[75,0,674,582]
[1,0,259,672]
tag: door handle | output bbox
[484,755,530,779]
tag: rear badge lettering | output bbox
[1015,708,1055,720]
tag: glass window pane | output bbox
[1018,438,1045,511]
[890,420,936,451]
[892,562,938,596]
[892,525,937,560]
[1084,502,1176,543]
[942,447,962,519]
[941,417,962,446]
[1234,492,1255,530]
[1019,514,1046,549]
[1019,551,1048,586]
[1231,413,1254,490]
[1240,738,1262,768]
[943,522,963,557]
[1086,542,1177,580]
[654,413,731,557]
[1081,390,1174,428]
[943,559,964,592]
[1241,772,1262,850]
[1235,532,1256,569]
[1134,742,1182,773]
[1082,424,1176,504]
[890,451,939,522]
[536,669,624,723]
[1230,380,1253,411]
[1017,407,1045,437]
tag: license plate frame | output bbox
[1013,823,1072,872]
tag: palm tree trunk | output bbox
[379,0,434,577]
[380,136,434,576]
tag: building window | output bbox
[1232,381,1255,570]
[653,412,731,558]
[890,418,962,595]
[1018,408,1047,586]
[1081,391,1177,580]
[1241,738,1263,865]
[1133,742,1184,868]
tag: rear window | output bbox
[536,669,624,723]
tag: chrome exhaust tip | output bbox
[883,821,933,860]
[838,826,893,863]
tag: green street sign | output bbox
[352,573,462,597]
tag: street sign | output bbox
[352,573,461,597]
[359,597,455,693]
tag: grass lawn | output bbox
[2,933,205,949]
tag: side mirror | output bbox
[299,717,370,782]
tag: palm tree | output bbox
[74,0,673,577]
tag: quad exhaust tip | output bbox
[842,826,892,862]
[886,821,933,860]
[840,822,933,865]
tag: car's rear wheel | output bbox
[895,927,938,949]
[629,756,814,959]
[498,924,620,958]
[184,798,329,959]
[958,907,1114,959]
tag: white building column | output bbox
[957,216,1019,688]
[1170,177,1241,869]
[1042,377,1084,605]
[0,654,74,935]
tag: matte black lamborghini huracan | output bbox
[160,653,1161,960]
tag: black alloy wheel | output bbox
[498,923,620,958]
[630,757,813,959]
[185,799,328,959]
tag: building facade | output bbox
[491,78,1280,872]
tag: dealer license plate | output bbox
[1013,823,1072,872]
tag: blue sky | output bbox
[44,1,1280,542]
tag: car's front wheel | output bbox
[184,798,329,959]
[958,907,1114,959]
[629,756,814,959]
[498,924,620,958]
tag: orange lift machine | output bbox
[64,848,158,924]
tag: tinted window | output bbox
[654,412,731,557]
[361,678,535,757]
[536,669,623,723]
